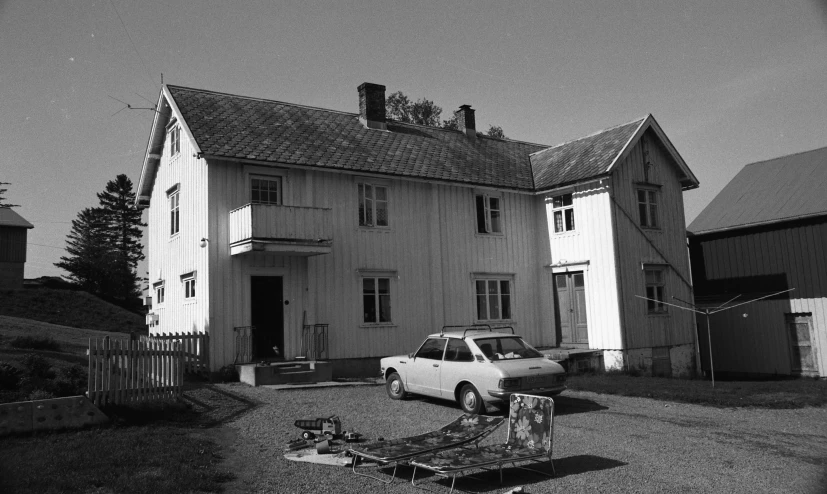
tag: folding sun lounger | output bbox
[409,393,555,493]
[349,413,504,484]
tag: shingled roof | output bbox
[138,85,695,199]
[0,208,34,229]
[168,85,546,191]
[688,146,827,235]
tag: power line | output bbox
[108,0,157,90]
[29,242,65,250]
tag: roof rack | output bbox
[440,324,491,337]
[490,326,516,335]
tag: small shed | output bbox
[0,208,34,289]
[688,146,827,378]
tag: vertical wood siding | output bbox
[696,222,827,376]
[0,227,27,262]
[146,122,210,355]
[611,131,696,350]
[544,181,623,349]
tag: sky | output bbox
[1,0,826,279]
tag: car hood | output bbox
[491,358,565,377]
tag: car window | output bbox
[444,339,474,362]
[474,337,543,360]
[415,338,446,360]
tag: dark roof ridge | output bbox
[530,115,649,157]
[165,84,359,118]
[742,144,827,168]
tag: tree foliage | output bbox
[55,175,145,304]
[0,182,19,208]
[385,91,505,136]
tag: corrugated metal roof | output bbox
[0,208,34,228]
[688,146,827,234]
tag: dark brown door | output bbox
[251,276,284,360]
[554,272,588,345]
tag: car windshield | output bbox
[475,337,543,361]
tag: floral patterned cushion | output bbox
[506,394,553,453]
[410,443,546,473]
[350,414,504,462]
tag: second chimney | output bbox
[455,105,476,138]
[358,83,387,130]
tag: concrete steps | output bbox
[236,360,333,386]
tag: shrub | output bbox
[28,389,56,401]
[9,335,61,351]
[213,365,239,383]
[0,362,21,390]
[21,353,54,379]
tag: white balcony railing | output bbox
[229,204,333,255]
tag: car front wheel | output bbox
[459,384,483,414]
[386,372,407,400]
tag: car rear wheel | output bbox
[386,372,407,400]
[459,384,483,414]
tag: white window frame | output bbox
[475,193,503,234]
[168,124,180,157]
[166,184,180,237]
[551,193,575,234]
[154,281,165,305]
[637,188,660,229]
[181,271,196,301]
[362,276,392,324]
[473,275,513,322]
[251,175,283,205]
[358,182,390,228]
[644,266,667,314]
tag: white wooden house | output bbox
[688,146,827,378]
[136,83,699,377]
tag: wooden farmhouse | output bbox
[688,146,827,378]
[136,83,699,377]
[0,208,33,290]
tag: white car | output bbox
[380,327,567,414]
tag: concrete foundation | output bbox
[237,360,333,386]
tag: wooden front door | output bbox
[786,313,818,375]
[251,276,284,360]
[554,272,589,345]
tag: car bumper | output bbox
[487,384,567,400]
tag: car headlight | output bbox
[498,378,521,389]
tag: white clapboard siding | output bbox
[545,179,623,349]
[611,132,696,349]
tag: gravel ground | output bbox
[183,382,827,494]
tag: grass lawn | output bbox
[568,372,827,408]
[0,402,235,494]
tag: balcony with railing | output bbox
[229,203,333,256]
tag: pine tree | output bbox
[0,182,19,208]
[55,208,118,293]
[97,174,146,302]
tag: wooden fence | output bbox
[139,332,210,374]
[88,336,183,407]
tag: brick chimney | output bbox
[358,83,387,130]
[455,105,476,138]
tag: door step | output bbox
[237,361,333,386]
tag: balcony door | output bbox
[251,276,284,360]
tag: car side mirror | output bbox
[408,353,414,359]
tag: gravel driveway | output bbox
[186,382,827,493]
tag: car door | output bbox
[439,338,476,399]
[406,337,446,397]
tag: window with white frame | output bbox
[475,278,512,321]
[358,183,389,227]
[551,193,575,233]
[182,272,196,300]
[362,277,391,323]
[475,194,502,234]
[154,282,165,305]
[251,177,282,205]
[168,187,180,236]
[644,267,666,314]
[638,188,659,228]
[169,124,180,157]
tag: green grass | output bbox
[567,372,827,408]
[0,402,235,494]
[0,288,145,334]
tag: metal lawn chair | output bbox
[409,394,555,493]
[348,413,504,484]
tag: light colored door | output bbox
[787,314,818,375]
[406,338,445,397]
[439,339,476,399]
[555,272,588,345]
